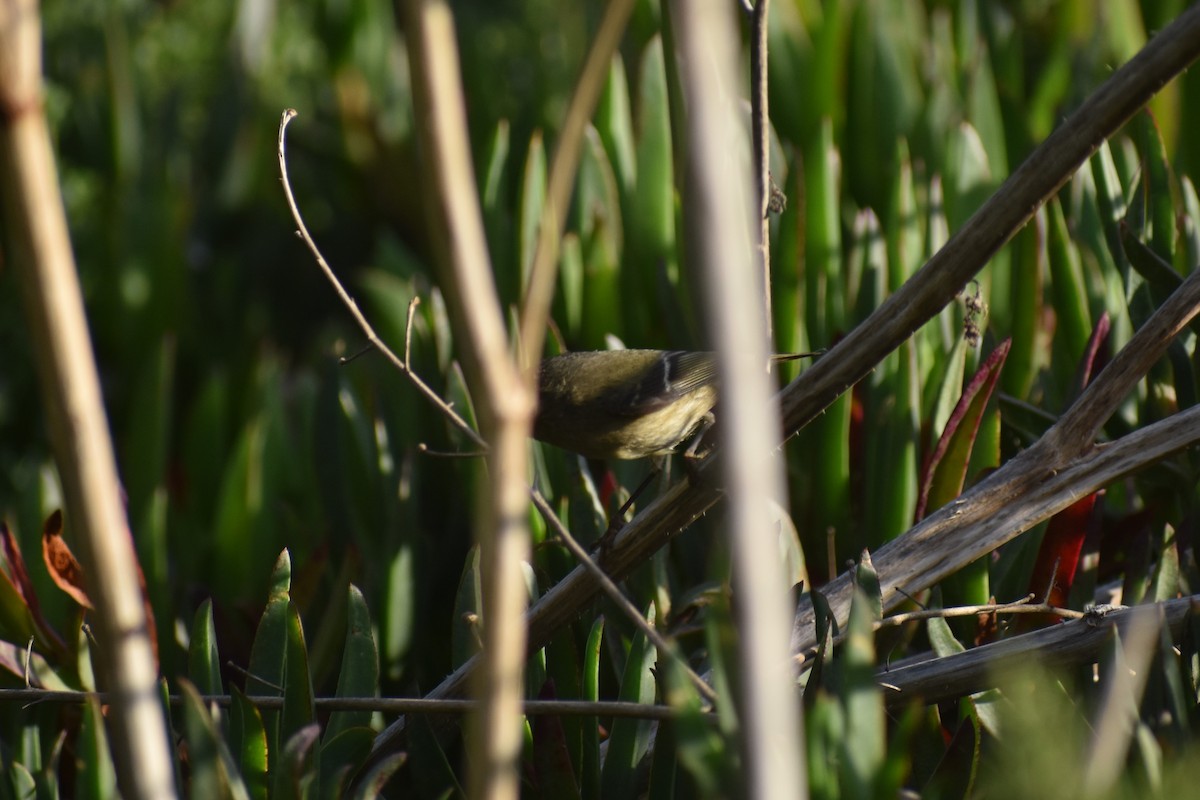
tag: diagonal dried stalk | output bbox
[794,396,1200,654]
[789,218,1200,650]
[876,597,1198,708]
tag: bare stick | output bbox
[870,595,1086,631]
[277,110,485,451]
[530,489,719,706]
[749,0,773,337]
[876,597,1196,710]
[0,688,714,721]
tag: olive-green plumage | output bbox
[532,349,818,460]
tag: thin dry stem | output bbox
[871,595,1086,631]
[276,110,485,450]
[0,688,704,720]
[750,0,772,337]
[530,490,719,706]
[876,597,1197,709]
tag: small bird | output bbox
[532,349,820,461]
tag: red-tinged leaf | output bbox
[42,511,93,610]
[1,521,70,657]
[39,512,159,665]
[598,468,618,513]
[0,555,37,649]
[1074,313,1111,396]
[1025,495,1098,624]
[1,522,38,607]
[850,382,866,468]
[916,339,1012,521]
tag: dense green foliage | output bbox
[3,0,1200,797]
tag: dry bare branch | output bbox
[400,3,534,800]
[876,597,1197,709]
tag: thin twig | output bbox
[750,0,772,338]
[224,660,283,693]
[530,489,719,706]
[0,688,709,720]
[338,342,376,366]
[276,110,486,451]
[417,443,488,458]
[872,595,1086,631]
[875,596,1197,710]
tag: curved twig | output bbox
[276,110,486,451]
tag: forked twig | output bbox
[276,109,485,451]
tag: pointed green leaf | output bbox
[581,616,604,800]
[596,54,635,195]
[326,584,380,741]
[76,698,117,800]
[188,598,223,698]
[246,551,291,764]
[180,680,251,800]
[1047,197,1093,369]
[518,130,548,297]
[600,604,658,799]
[280,602,316,749]
[230,686,268,800]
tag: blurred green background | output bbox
[3,0,1200,796]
